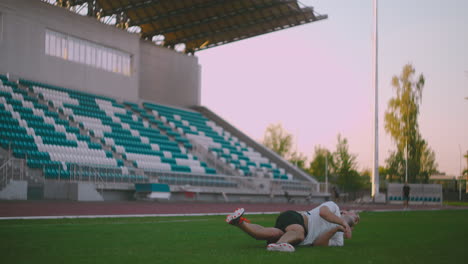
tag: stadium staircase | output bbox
[192,105,319,183]
[141,102,319,194]
[143,102,292,179]
[0,74,323,200]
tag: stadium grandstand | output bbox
[0,0,329,202]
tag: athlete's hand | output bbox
[342,222,352,239]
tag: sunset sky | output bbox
[197,0,468,176]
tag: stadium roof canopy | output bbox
[55,0,327,54]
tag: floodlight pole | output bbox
[371,0,380,198]
[325,154,328,193]
[459,145,462,201]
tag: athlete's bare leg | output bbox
[275,224,305,246]
[236,221,284,242]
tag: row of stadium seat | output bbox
[142,102,292,180]
[0,80,147,182]
[20,78,217,176]
[0,79,148,182]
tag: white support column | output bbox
[372,0,380,198]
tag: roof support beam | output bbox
[101,0,156,17]
[129,0,235,27]
[71,0,87,6]
[141,0,297,39]
[192,13,327,52]
[166,8,319,46]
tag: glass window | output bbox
[79,40,85,63]
[50,33,56,57]
[111,52,117,72]
[69,40,74,61]
[101,49,106,71]
[123,57,130,76]
[45,31,50,55]
[55,34,61,57]
[96,47,102,69]
[107,50,112,72]
[86,44,91,65]
[90,45,96,67]
[44,29,131,76]
[116,54,122,74]
[62,38,67,59]
[73,39,80,62]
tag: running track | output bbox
[1,200,466,219]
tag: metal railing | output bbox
[190,140,241,176]
[0,157,26,189]
[142,166,321,195]
[41,163,148,185]
[143,169,243,189]
[272,179,318,194]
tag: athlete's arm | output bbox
[319,206,351,237]
[313,226,343,247]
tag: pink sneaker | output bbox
[267,243,295,252]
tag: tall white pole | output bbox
[372,0,380,197]
[325,154,328,193]
[459,145,462,201]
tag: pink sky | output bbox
[197,0,468,177]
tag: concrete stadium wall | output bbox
[44,181,103,201]
[0,0,140,101]
[78,183,104,201]
[0,180,27,200]
[0,0,201,107]
[139,41,201,107]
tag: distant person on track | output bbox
[332,186,340,202]
[225,201,359,252]
[403,182,411,208]
[284,191,292,203]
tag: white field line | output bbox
[1,219,212,227]
[0,211,280,220]
[1,207,460,221]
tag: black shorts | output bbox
[274,210,307,235]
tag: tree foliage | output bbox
[289,151,308,170]
[308,146,334,182]
[261,124,372,192]
[333,134,362,192]
[419,141,438,182]
[262,123,293,159]
[384,64,437,183]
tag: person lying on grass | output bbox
[226,201,359,252]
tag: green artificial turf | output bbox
[0,210,467,264]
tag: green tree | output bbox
[378,166,389,184]
[333,134,362,192]
[419,141,438,182]
[308,146,334,182]
[289,151,308,170]
[464,152,468,176]
[360,168,372,189]
[384,64,437,183]
[385,150,405,182]
[262,123,293,158]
